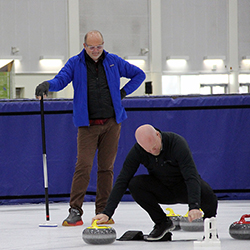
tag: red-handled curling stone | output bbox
[229,214,250,240]
[82,220,116,244]
[179,210,204,232]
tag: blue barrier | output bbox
[1,94,250,204]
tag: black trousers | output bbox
[128,175,218,224]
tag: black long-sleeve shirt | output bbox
[103,131,201,218]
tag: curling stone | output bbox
[229,214,250,240]
[179,210,204,232]
[166,208,181,230]
[82,220,116,245]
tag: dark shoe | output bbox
[62,208,83,226]
[146,220,175,241]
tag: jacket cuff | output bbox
[189,202,200,210]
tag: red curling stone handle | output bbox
[238,214,250,224]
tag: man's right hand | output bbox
[35,81,50,100]
[188,209,203,222]
[92,213,109,225]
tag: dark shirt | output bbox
[85,51,115,119]
[103,131,201,218]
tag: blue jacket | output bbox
[48,49,146,127]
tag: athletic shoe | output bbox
[99,218,115,224]
[62,208,83,226]
[146,219,175,241]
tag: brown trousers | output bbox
[69,118,121,215]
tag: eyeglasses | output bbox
[85,43,104,51]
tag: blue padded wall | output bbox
[1,95,250,204]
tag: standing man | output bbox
[35,30,145,226]
[93,124,218,241]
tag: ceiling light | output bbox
[242,56,250,64]
[39,56,64,67]
[124,56,147,68]
[203,56,225,64]
[0,56,22,68]
[166,56,189,67]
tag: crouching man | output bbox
[93,124,218,241]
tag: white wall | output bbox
[15,73,56,99]
[161,0,228,72]
[1,0,250,99]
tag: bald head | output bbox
[84,30,103,44]
[135,124,162,156]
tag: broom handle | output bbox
[40,95,50,221]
